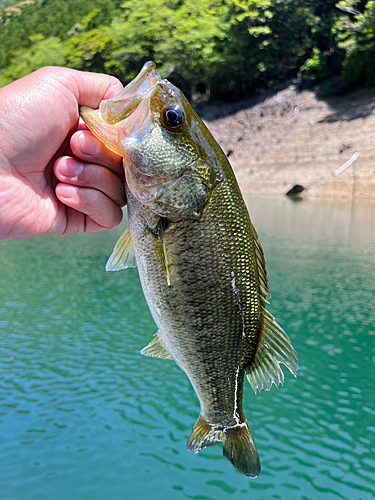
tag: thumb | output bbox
[62,68,123,109]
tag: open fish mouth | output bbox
[99,61,162,126]
[79,62,163,155]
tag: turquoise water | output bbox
[0,196,374,500]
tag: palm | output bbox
[1,107,79,239]
[0,67,125,240]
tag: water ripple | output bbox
[0,199,375,499]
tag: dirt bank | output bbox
[200,87,375,199]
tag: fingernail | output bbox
[57,158,83,178]
[57,186,78,199]
[78,131,100,156]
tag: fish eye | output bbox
[162,106,184,130]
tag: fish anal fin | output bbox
[140,330,173,360]
[246,310,298,394]
[106,227,137,272]
[187,414,223,453]
[223,420,261,478]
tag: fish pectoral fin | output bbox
[106,227,137,272]
[150,220,172,286]
[159,221,171,286]
[140,330,174,360]
[223,421,261,478]
[245,310,299,394]
[187,414,223,452]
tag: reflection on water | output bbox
[0,196,374,500]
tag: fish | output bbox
[80,61,298,478]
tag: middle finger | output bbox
[54,156,126,207]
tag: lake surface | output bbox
[0,195,374,500]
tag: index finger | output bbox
[70,130,124,178]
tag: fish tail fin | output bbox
[223,420,261,478]
[187,414,223,453]
[187,415,261,478]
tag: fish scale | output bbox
[80,61,298,477]
[128,179,249,415]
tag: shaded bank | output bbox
[202,88,375,199]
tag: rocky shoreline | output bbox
[200,87,375,199]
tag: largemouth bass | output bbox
[80,62,298,477]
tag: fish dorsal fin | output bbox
[245,310,298,393]
[251,223,270,299]
[140,330,173,360]
[106,227,137,271]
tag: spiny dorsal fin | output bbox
[140,330,173,360]
[106,227,137,272]
[251,223,270,299]
[246,310,298,394]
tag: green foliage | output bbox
[300,48,332,80]
[0,0,375,97]
[334,0,375,90]
[314,76,343,96]
[64,26,114,72]
[0,36,65,87]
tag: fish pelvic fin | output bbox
[223,420,261,478]
[140,330,173,360]
[106,227,137,272]
[187,414,223,453]
[246,310,299,394]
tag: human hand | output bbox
[0,66,126,240]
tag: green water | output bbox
[0,196,374,500]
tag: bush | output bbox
[341,49,375,90]
[300,48,332,81]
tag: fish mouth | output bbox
[79,61,165,156]
[99,61,162,126]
